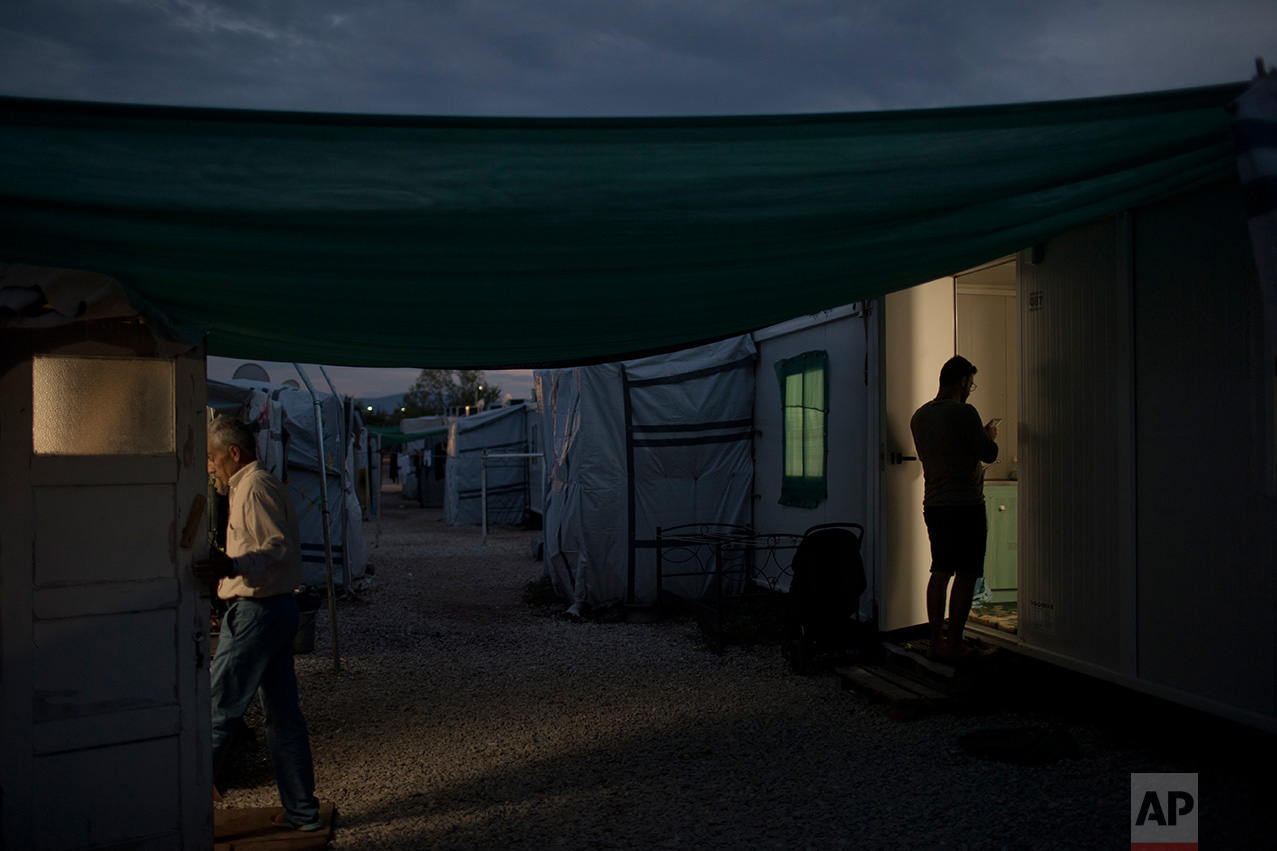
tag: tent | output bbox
[444,404,533,525]
[0,82,1255,368]
[401,439,449,508]
[536,335,756,613]
[207,379,368,588]
[367,423,454,508]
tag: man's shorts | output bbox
[923,503,988,578]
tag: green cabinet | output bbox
[984,484,1017,603]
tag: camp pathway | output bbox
[213,504,1272,850]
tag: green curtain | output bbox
[776,351,828,508]
[0,83,1248,367]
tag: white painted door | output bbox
[0,330,211,850]
[879,279,956,631]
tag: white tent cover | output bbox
[207,379,368,588]
[444,404,532,525]
[536,334,756,612]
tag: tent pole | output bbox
[319,366,353,592]
[370,433,381,549]
[294,364,340,674]
[481,450,488,545]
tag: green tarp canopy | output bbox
[365,425,447,448]
[0,82,1249,368]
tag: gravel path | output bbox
[218,500,1272,850]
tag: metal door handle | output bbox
[890,452,917,465]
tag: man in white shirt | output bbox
[194,416,323,832]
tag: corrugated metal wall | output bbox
[1018,219,1133,670]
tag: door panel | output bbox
[881,279,955,631]
[34,610,179,721]
[33,484,176,583]
[32,738,182,848]
[1,333,210,851]
[32,705,181,755]
[33,579,180,620]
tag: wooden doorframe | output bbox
[877,279,957,632]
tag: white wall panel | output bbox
[1018,218,1130,669]
[753,308,871,600]
[1132,184,1276,714]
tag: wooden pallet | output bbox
[882,639,960,678]
[836,663,954,719]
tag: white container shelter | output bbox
[1,267,213,849]
[747,181,1276,732]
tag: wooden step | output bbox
[836,663,955,719]
[881,640,958,679]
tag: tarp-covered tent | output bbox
[207,379,368,588]
[367,424,450,508]
[537,335,756,614]
[0,83,1253,368]
[366,425,438,449]
[444,405,532,525]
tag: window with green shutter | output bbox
[775,351,828,508]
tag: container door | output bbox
[879,278,956,630]
[0,332,211,850]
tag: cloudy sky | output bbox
[3,0,1273,399]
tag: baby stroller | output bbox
[781,523,868,674]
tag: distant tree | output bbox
[402,369,501,416]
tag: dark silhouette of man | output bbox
[909,356,999,661]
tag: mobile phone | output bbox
[987,418,1003,428]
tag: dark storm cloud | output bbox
[0,0,1273,115]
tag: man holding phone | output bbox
[910,356,1000,661]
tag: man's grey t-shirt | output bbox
[909,398,999,506]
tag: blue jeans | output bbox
[211,596,319,824]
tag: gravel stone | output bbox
[216,502,1273,850]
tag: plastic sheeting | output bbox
[0,263,192,356]
[537,335,756,612]
[366,424,447,449]
[444,405,532,525]
[0,84,1250,368]
[401,433,449,509]
[207,379,368,588]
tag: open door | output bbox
[878,278,956,631]
[956,260,1020,635]
[1,323,211,849]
